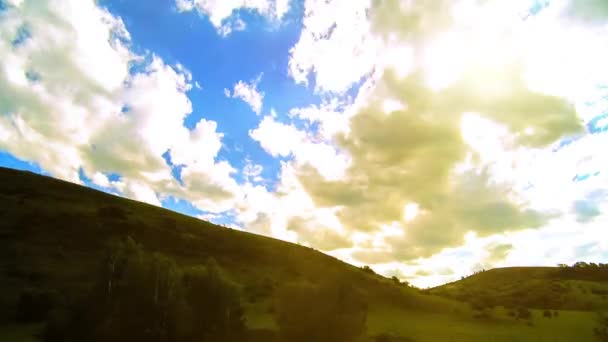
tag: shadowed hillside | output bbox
[0,167,430,312]
[0,167,605,341]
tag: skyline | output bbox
[0,0,607,287]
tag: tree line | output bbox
[16,237,369,342]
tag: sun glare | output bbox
[403,202,420,222]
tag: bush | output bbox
[543,310,552,318]
[473,308,492,320]
[592,288,608,296]
[181,260,246,342]
[516,307,532,320]
[361,265,376,275]
[44,238,245,342]
[595,312,608,342]
[275,279,367,342]
[16,288,60,323]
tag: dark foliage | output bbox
[516,307,532,320]
[43,238,245,342]
[16,288,60,323]
[472,308,492,320]
[1,166,394,327]
[557,262,608,282]
[595,312,608,342]
[362,265,377,275]
[275,278,368,342]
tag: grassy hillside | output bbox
[0,167,429,316]
[429,266,608,312]
[0,167,605,341]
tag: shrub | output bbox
[516,307,532,320]
[181,260,246,342]
[361,265,376,275]
[16,288,59,323]
[275,279,367,342]
[595,312,608,342]
[592,288,608,296]
[543,310,552,318]
[473,308,492,320]
[43,238,245,342]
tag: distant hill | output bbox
[429,266,608,311]
[0,166,605,341]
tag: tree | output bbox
[44,238,245,342]
[595,312,608,342]
[275,279,367,342]
[181,259,245,342]
[361,265,376,275]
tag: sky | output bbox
[0,0,607,287]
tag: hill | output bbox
[429,266,608,312]
[0,166,433,309]
[0,166,605,341]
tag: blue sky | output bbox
[1,0,607,287]
[100,0,314,193]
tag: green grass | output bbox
[367,307,596,342]
[430,267,608,311]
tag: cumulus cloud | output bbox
[0,0,239,210]
[288,0,379,93]
[234,162,350,250]
[242,159,264,183]
[176,0,290,36]
[250,114,350,180]
[267,0,608,273]
[249,115,305,157]
[226,74,264,114]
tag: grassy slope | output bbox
[0,167,602,341]
[430,267,608,311]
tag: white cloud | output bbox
[249,115,304,157]
[249,114,350,180]
[288,0,379,93]
[218,17,247,37]
[242,159,264,183]
[234,162,351,249]
[92,172,110,188]
[226,73,264,114]
[176,0,290,35]
[275,0,608,284]
[0,0,239,211]
[288,98,352,139]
